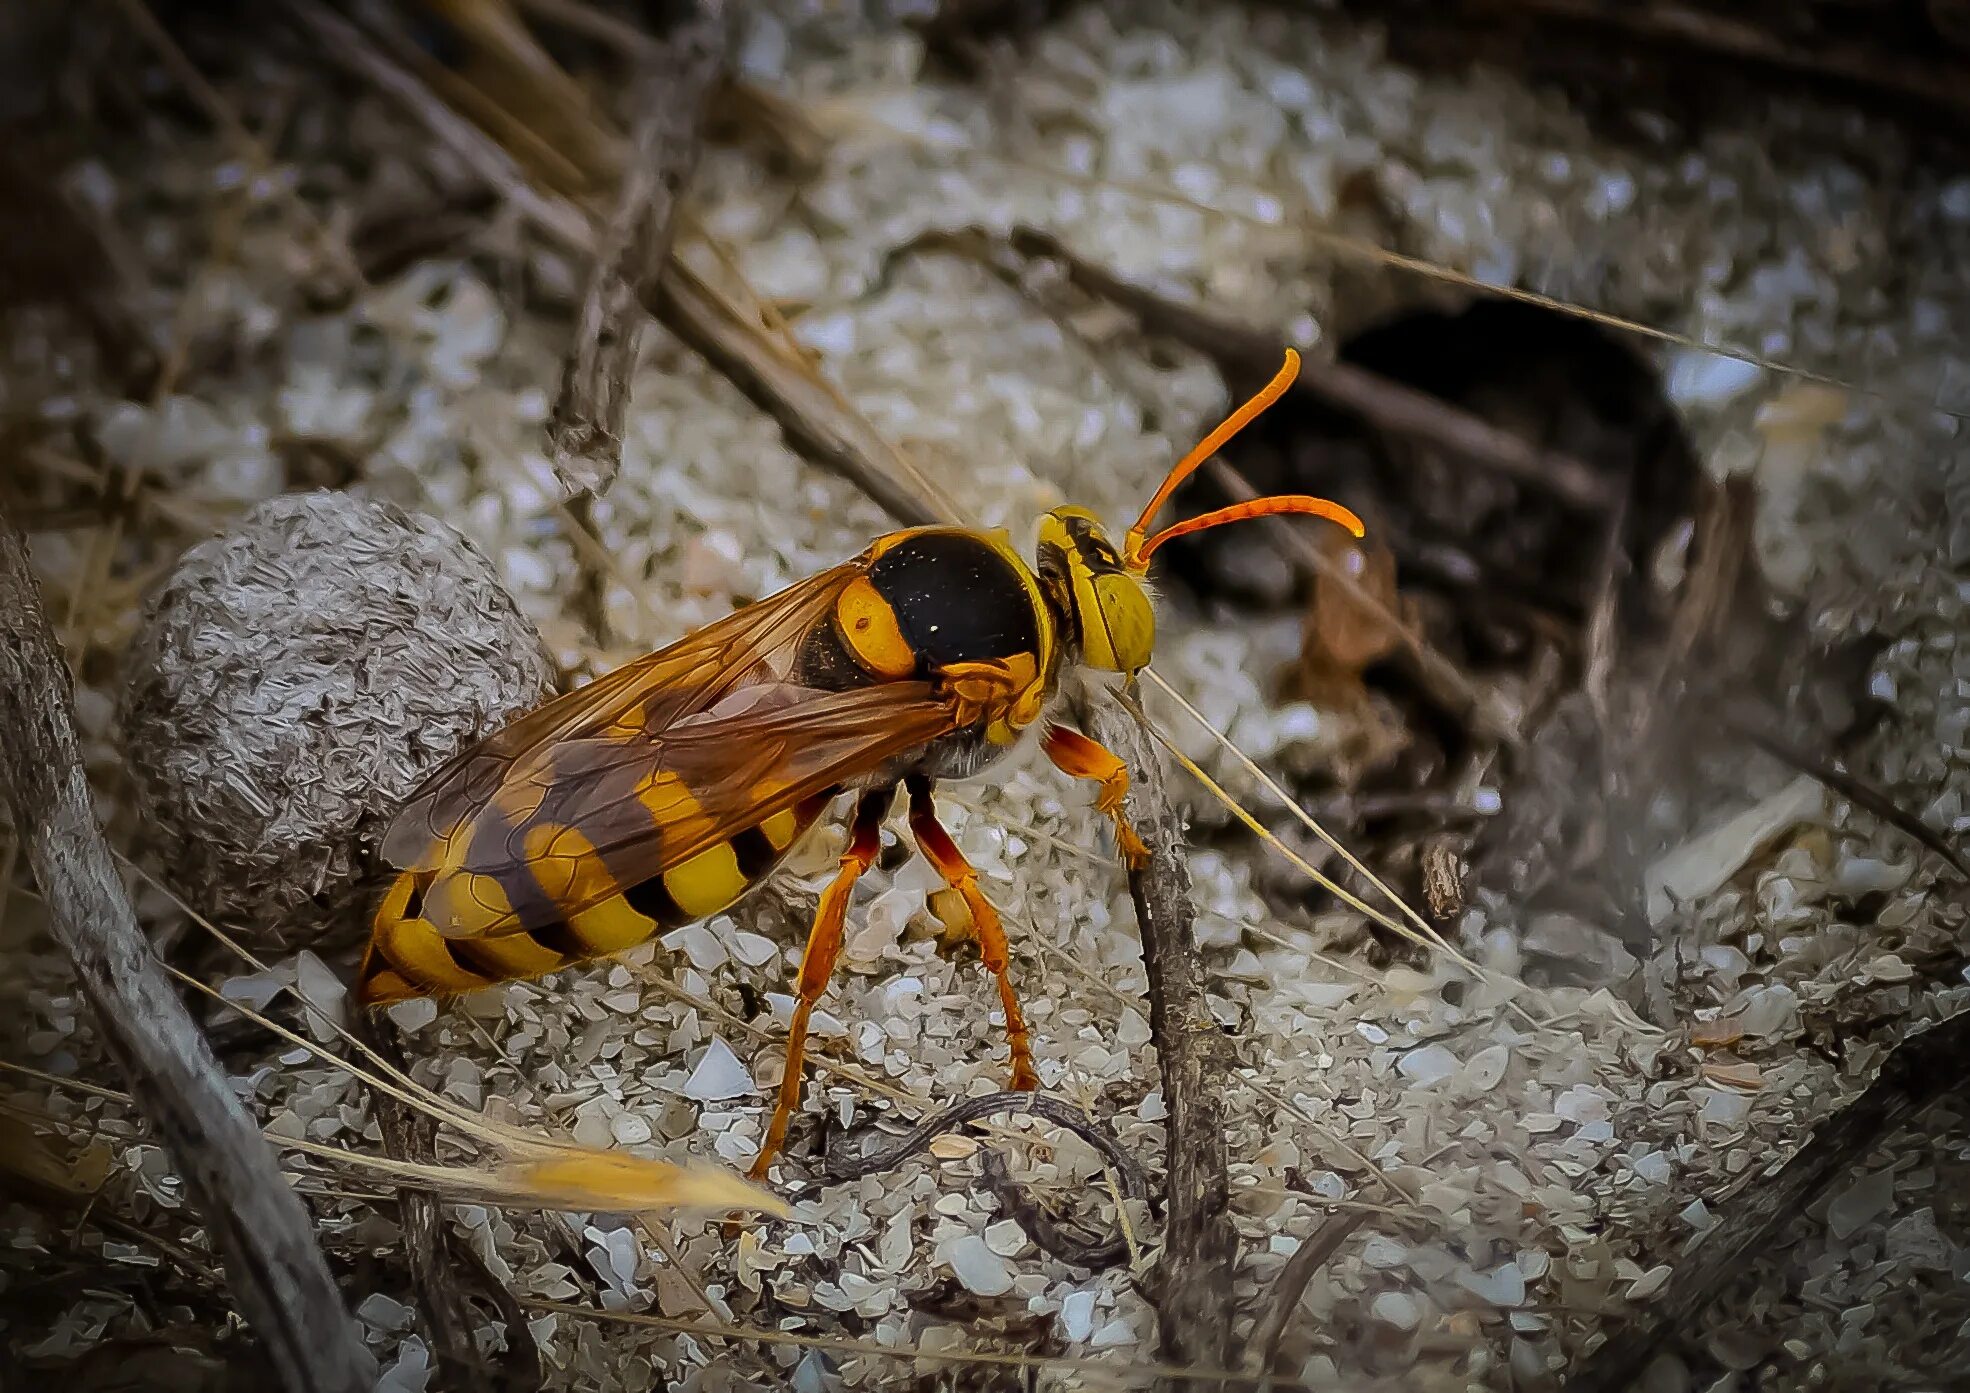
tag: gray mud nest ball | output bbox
[119,489,555,932]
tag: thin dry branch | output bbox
[1561,1009,1970,1393]
[545,1,732,496]
[1065,688,1239,1389]
[652,260,963,527]
[290,0,962,527]
[0,503,370,1393]
[355,1010,481,1390]
[1253,1209,1367,1382]
[1722,709,1970,882]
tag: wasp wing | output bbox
[380,558,865,873]
[413,678,958,939]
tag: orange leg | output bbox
[1041,725,1151,868]
[905,774,1039,1092]
[751,786,893,1182]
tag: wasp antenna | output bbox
[1124,349,1367,569]
[1131,495,1366,567]
[1124,348,1303,567]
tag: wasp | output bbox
[356,350,1363,1179]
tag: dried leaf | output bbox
[1701,1060,1763,1091]
[493,1149,790,1218]
[1689,1017,1745,1049]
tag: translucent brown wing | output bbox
[381,558,866,873]
[413,678,958,939]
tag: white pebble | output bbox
[357,1293,415,1332]
[940,1235,1014,1297]
[610,1113,653,1146]
[385,997,439,1032]
[1698,1089,1750,1126]
[1090,1318,1137,1348]
[1632,1152,1673,1185]
[1827,1168,1895,1239]
[1370,1290,1421,1330]
[730,931,779,967]
[1461,1044,1510,1091]
[1457,1261,1526,1307]
[1666,351,1763,409]
[295,951,348,1041]
[983,1219,1028,1257]
[375,1336,432,1393]
[682,1037,755,1101]
[1397,1044,1458,1085]
[1060,1289,1097,1342]
[1627,1265,1672,1300]
[1734,983,1799,1037]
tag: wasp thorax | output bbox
[1035,506,1156,675]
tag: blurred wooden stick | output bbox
[1080,690,1241,1392]
[545,0,732,497]
[1562,1010,1970,1392]
[0,504,370,1393]
[291,0,960,526]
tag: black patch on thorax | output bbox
[866,531,1039,673]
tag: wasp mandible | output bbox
[356,349,1363,1180]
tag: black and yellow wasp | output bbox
[357,350,1363,1179]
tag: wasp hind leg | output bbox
[1041,724,1150,868]
[905,774,1039,1092]
[752,784,894,1182]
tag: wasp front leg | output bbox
[1041,725,1151,869]
[904,774,1039,1092]
[752,785,895,1181]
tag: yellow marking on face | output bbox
[1041,507,1155,673]
[761,807,802,850]
[1089,571,1155,672]
[836,574,918,679]
[663,841,751,920]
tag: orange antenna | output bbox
[1123,348,1365,569]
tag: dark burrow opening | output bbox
[1154,293,1829,966]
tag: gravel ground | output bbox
[5,3,1968,1389]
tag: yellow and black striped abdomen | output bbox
[358,795,830,1004]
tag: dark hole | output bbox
[1157,296,1701,645]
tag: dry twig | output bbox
[823,1089,1149,1271]
[355,1010,484,1390]
[1562,1010,1970,1392]
[1078,689,1241,1390]
[290,0,963,527]
[545,0,732,497]
[1723,709,1970,882]
[1252,1209,1367,1384]
[0,503,370,1393]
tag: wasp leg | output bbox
[752,785,894,1182]
[904,773,1039,1092]
[1041,724,1151,869]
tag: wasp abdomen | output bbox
[357,794,831,1003]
